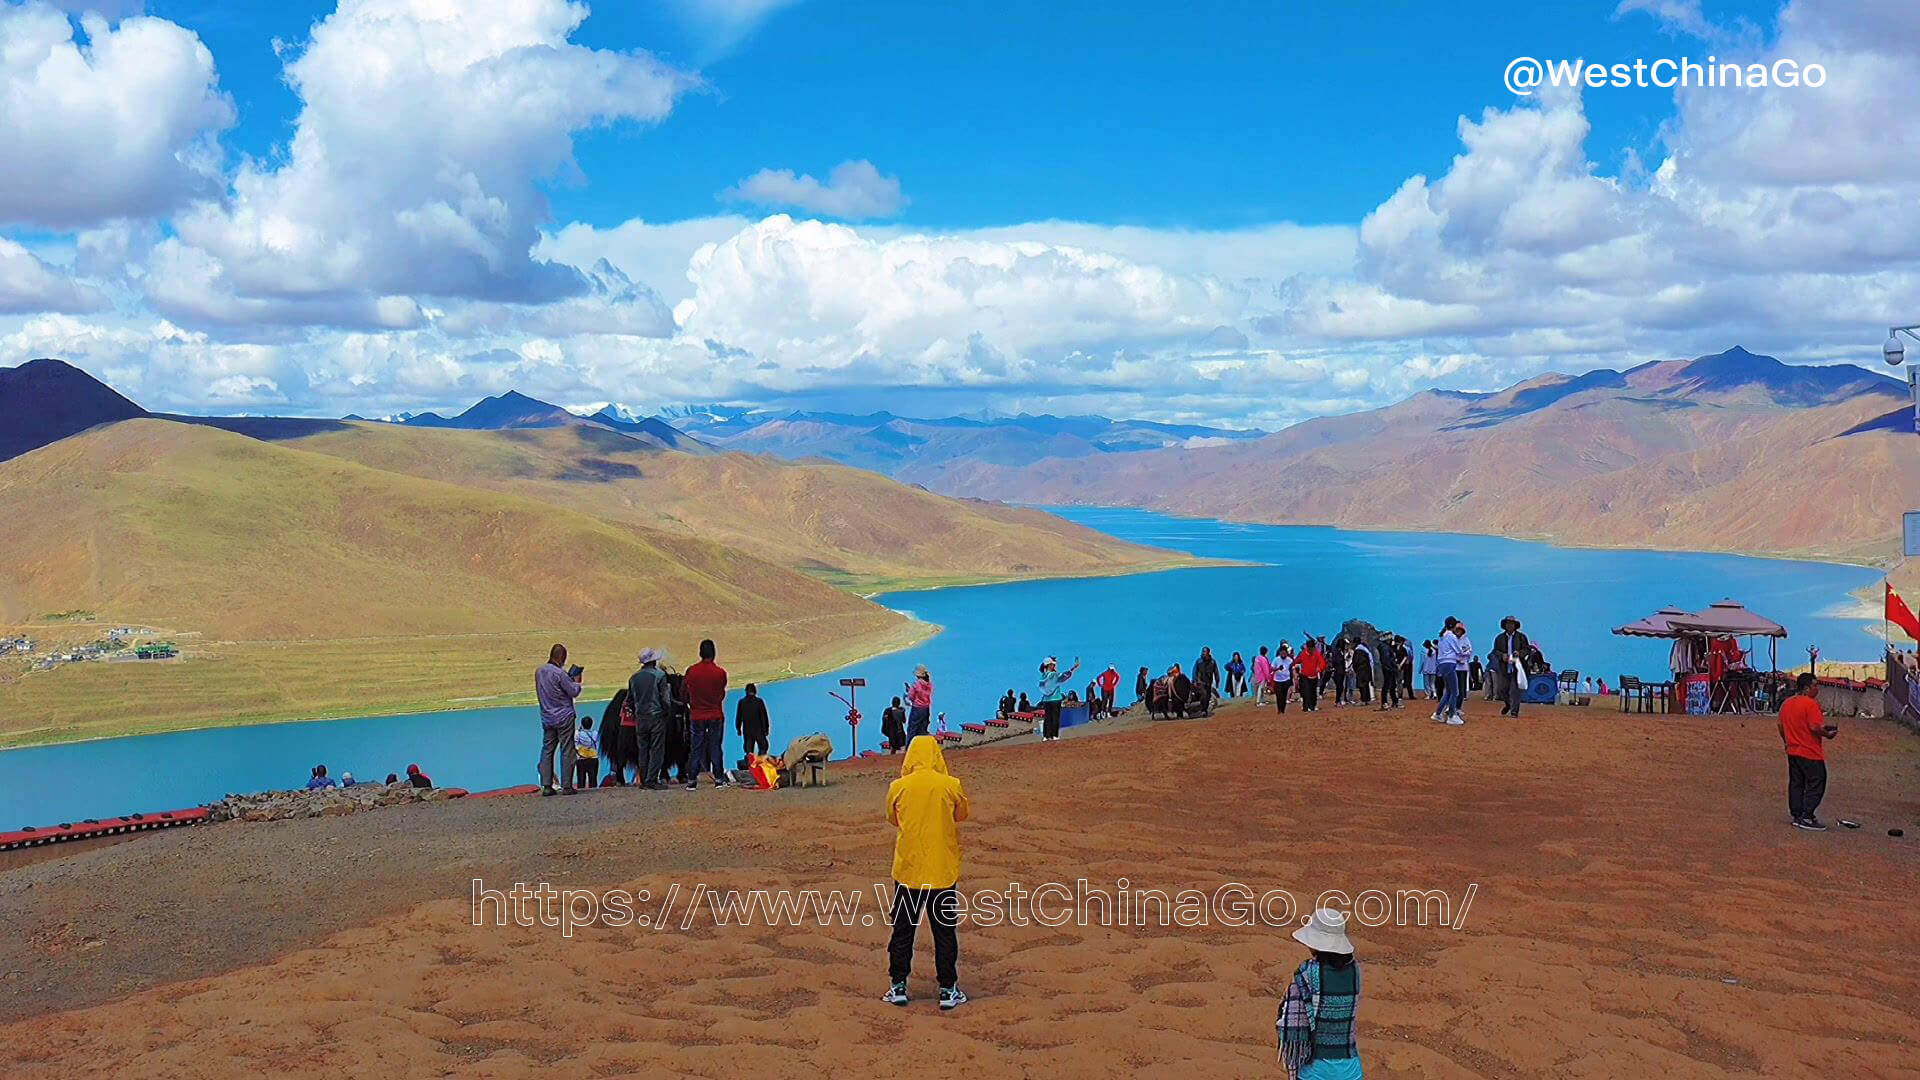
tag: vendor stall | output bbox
[1612,600,1786,714]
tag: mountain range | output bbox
[0,359,1193,743]
[663,409,1266,481]
[350,396,1261,479]
[7,345,1913,579]
[0,355,1260,478]
[387,391,706,451]
[929,346,1920,582]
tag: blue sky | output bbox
[1,0,1914,423]
[162,0,1778,229]
[569,0,1777,229]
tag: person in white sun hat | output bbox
[1276,908,1364,1079]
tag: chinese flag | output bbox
[1887,583,1920,642]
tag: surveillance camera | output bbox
[1888,332,1907,367]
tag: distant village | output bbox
[3,626,178,672]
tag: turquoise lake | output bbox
[0,508,1881,827]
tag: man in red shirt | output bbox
[1097,664,1120,716]
[1779,673,1838,830]
[682,638,731,790]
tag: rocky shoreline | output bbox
[206,784,461,823]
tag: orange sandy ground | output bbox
[5,697,1919,1079]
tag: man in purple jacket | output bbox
[536,643,582,795]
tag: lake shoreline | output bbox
[831,553,1235,595]
[0,551,1234,752]
[0,617,944,753]
[0,509,1886,825]
[1014,502,1897,626]
[3,511,1886,751]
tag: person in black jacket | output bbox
[1351,641,1374,706]
[736,682,770,761]
[627,648,673,789]
[882,696,907,752]
[1493,616,1531,717]
[1327,639,1349,706]
[1377,637,1402,711]
[1192,648,1219,715]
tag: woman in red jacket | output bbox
[1294,640,1326,713]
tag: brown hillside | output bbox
[285,422,1194,588]
[0,419,893,640]
[933,353,1917,571]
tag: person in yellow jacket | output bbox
[882,735,971,1010]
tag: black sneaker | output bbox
[643,781,669,790]
[939,986,968,1010]
[684,783,698,791]
[882,982,909,1006]
[1793,817,1829,831]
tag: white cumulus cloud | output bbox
[159,0,697,329]
[1272,0,1920,380]
[720,160,908,220]
[0,1,233,228]
[671,214,1243,387]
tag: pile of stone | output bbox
[207,783,459,822]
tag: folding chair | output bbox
[1619,675,1643,713]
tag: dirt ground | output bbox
[3,696,1917,1078]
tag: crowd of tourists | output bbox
[525,612,1570,792]
[1118,614,1553,728]
[531,641,777,795]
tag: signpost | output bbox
[832,678,866,758]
